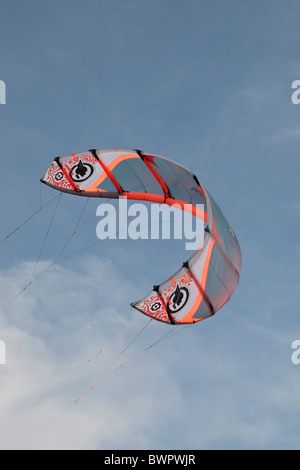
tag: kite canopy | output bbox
[41,149,241,325]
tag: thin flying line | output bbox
[0,195,60,246]
[29,193,62,284]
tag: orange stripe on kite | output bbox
[178,238,215,324]
[200,237,215,292]
[105,153,139,173]
[138,152,170,200]
[86,152,140,194]
[123,194,207,223]
[90,150,123,194]
[124,192,165,203]
[165,197,207,223]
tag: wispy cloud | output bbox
[0,256,298,449]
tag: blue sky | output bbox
[0,0,299,450]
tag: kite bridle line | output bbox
[13,194,187,298]
[72,319,189,405]
[14,194,95,298]
[0,193,61,246]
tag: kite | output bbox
[41,149,241,325]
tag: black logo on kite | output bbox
[70,160,94,182]
[150,301,162,312]
[55,171,64,181]
[167,285,189,314]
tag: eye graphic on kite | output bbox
[167,285,190,314]
[70,161,94,182]
[41,149,242,325]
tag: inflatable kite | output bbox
[41,149,241,325]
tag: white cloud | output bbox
[0,257,185,449]
[0,256,299,450]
